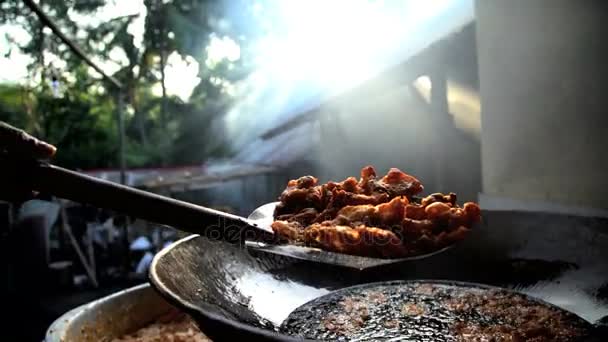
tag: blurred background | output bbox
[1,0,608,340]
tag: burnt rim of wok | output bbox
[281,279,595,340]
[148,235,308,342]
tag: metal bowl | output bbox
[45,284,176,342]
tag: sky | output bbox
[0,24,33,83]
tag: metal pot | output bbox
[45,284,175,342]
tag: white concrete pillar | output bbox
[476,0,608,214]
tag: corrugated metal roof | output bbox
[234,121,319,166]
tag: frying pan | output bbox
[149,209,608,341]
[4,156,462,270]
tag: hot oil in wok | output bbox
[281,281,593,341]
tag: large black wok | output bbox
[149,209,608,341]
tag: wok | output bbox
[149,209,608,341]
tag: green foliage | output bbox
[0,0,256,169]
[169,101,232,165]
[38,93,118,169]
[0,84,30,129]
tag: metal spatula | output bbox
[6,157,456,270]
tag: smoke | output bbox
[221,0,474,151]
[213,1,479,203]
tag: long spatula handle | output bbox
[5,157,273,243]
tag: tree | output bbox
[0,0,260,168]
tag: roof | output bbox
[140,161,277,192]
[234,121,319,167]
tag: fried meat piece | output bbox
[271,220,305,242]
[380,168,424,197]
[274,176,323,217]
[334,196,407,228]
[275,166,421,221]
[275,207,319,226]
[404,204,427,220]
[304,224,407,258]
[421,192,457,207]
[358,166,424,198]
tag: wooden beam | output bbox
[260,112,318,140]
[258,43,440,140]
[142,165,277,192]
[429,63,449,191]
[59,202,98,288]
